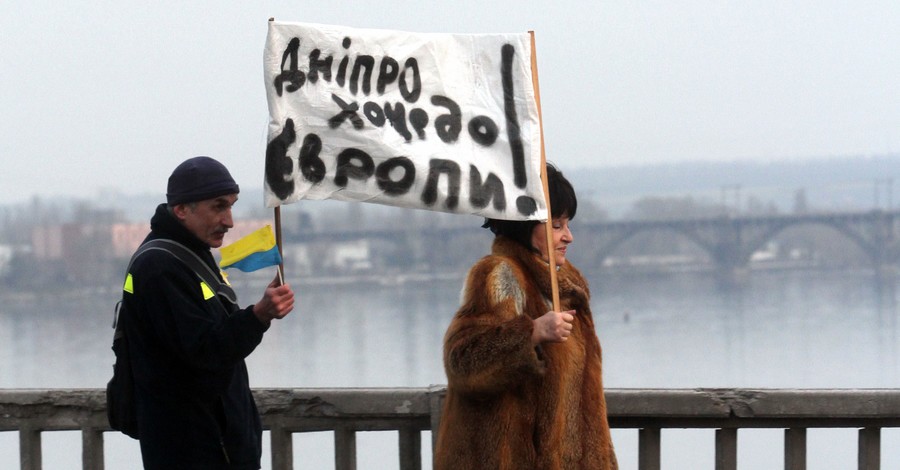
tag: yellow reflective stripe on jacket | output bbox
[200,281,215,300]
[123,274,134,294]
[123,273,215,301]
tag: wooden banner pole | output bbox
[529,31,561,312]
[268,18,285,287]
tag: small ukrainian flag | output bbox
[219,225,282,272]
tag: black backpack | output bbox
[106,239,238,439]
[107,299,139,438]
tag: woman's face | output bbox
[530,216,573,266]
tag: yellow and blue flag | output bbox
[219,225,282,272]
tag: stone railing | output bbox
[1,388,899,469]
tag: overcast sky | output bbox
[2,1,898,205]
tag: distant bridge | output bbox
[283,209,900,282]
[579,209,900,276]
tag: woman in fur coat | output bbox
[435,164,617,470]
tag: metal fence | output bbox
[1,388,899,470]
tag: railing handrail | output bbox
[2,387,899,470]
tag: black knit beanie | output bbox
[166,156,240,205]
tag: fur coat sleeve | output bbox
[443,254,547,397]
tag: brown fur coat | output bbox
[435,236,617,470]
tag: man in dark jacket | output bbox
[123,156,295,469]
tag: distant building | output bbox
[31,223,115,283]
[0,244,12,277]
[28,218,278,284]
[326,240,372,273]
[111,223,150,258]
[109,219,277,259]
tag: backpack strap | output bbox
[135,239,238,305]
[113,238,238,329]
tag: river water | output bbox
[1,268,898,469]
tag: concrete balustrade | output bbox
[2,388,899,470]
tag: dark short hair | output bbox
[482,163,577,249]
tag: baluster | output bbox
[20,427,42,470]
[784,428,806,470]
[335,428,357,470]
[715,428,737,470]
[399,427,422,470]
[638,428,660,470]
[82,427,105,470]
[428,384,445,455]
[858,427,880,470]
[270,425,293,470]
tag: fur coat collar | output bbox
[490,235,592,316]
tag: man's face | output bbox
[174,194,237,248]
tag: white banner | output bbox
[263,21,547,221]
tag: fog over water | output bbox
[1,267,898,469]
[4,2,900,205]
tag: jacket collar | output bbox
[149,203,210,253]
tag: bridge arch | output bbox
[735,219,878,268]
[579,211,900,274]
[579,222,717,269]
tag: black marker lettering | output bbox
[421,159,461,209]
[298,133,326,184]
[468,165,506,211]
[363,102,386,127]
[384,102,413,141]
[274,37,305,96]
[432,96,462,143]
[377,57,399,94]
[336,37,351,87]
[350,55,375,95]
[468,116,499,146]
[501,43,527,189]
[409,108,429,140]
[516,196,538,216]
[264,118,297,200]
[329,94,365,130]
[307,49,333,83]
[376,157,416,196]
[399,58,421,103]
[334,148,375,187]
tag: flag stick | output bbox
[274,206,285,286]
[529,31,561,312]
